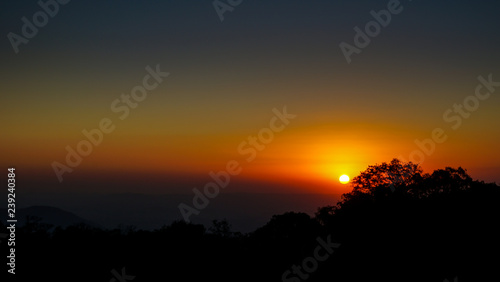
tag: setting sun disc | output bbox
[339,174,350,184]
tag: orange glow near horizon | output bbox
[2,113,500,194]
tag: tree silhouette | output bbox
[208,219,233,237]
[8,160,500,282]
[314,159,500,282]
[410,166,473,198]
[350,158,422,194]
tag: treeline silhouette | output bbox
[1,159,499,281]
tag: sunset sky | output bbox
[1,0,499,196]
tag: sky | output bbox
[1,0,500,197]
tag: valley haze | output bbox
[16,192,341,233]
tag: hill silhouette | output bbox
[1,159,498,281]
[17,193,340,232]
[0,206,99,230]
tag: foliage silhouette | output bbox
[3,159,499,282]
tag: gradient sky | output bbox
[1,0,499,195]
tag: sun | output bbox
[339,174,350,184]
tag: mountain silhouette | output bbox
[0,206,99,229]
